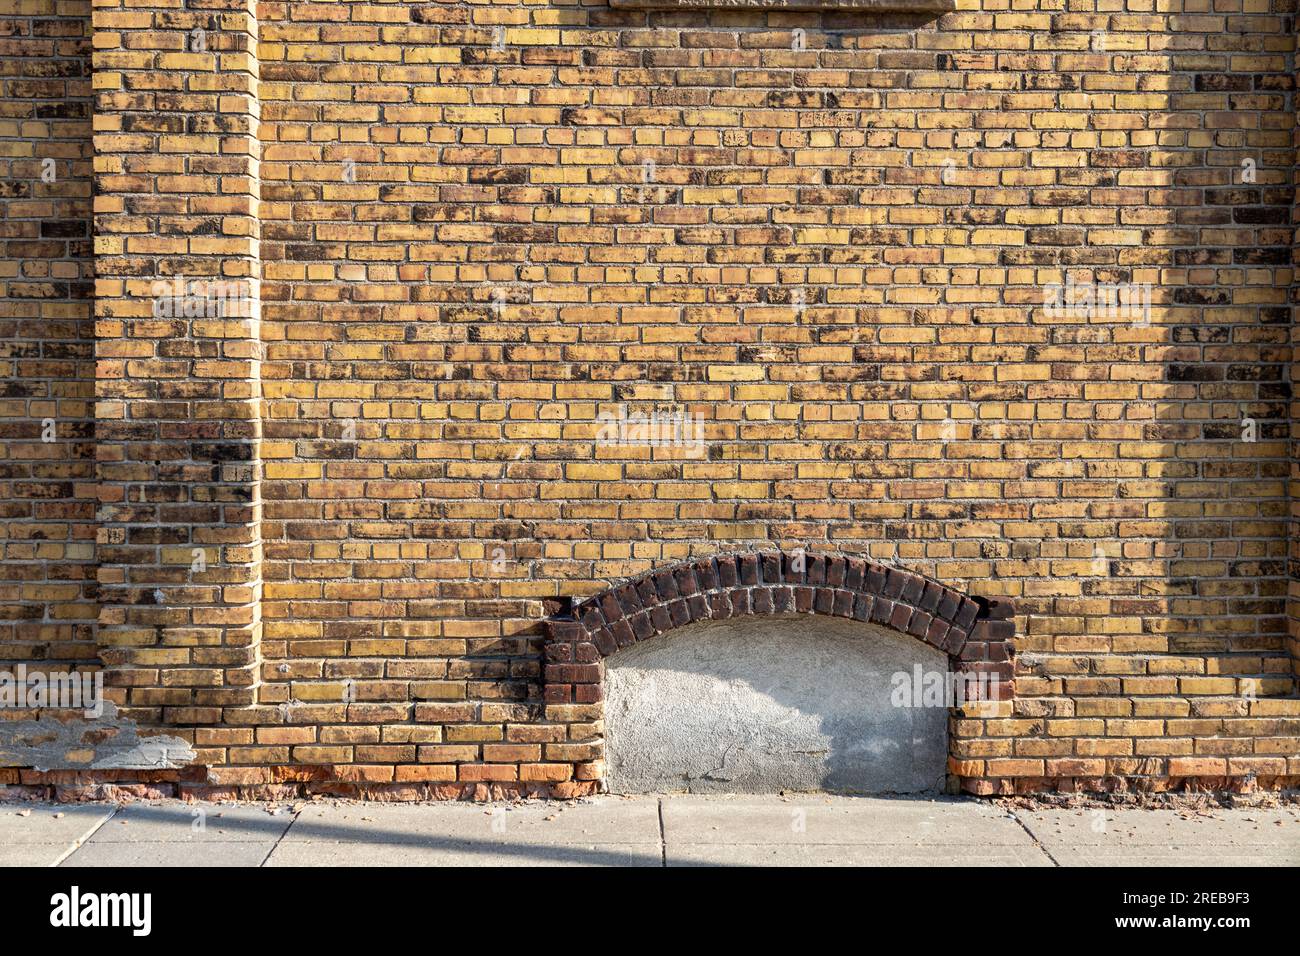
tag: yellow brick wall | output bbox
[0,0,97,669]
[248,0,1300,791]
[2,0,1298,797]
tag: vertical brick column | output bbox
[1291,38,1300,684]
[1289,52,1300,686]
[957,598,1015,701]
[0,0,97,666]
[92,0,262,723]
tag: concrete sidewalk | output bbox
[2,796,1297,867]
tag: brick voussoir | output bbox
[907,609,933,639]
[935,589,961,622]
[708,591,732,619]
[610,618,636,649]
[869,596,894,625]
[784,550,808,585]
[634,575,660,610]
[667,599,689,628]
[629,612,654,641]
[889,601,914,632]
[882,567,908,599]
[592,628,617,657]
[954,597,980,631]
[924,616,949,647]
[648,604,672,635]
[673,564,700,598]
[599,592,625,624]
[653,569,680,602]
[772,585,793,613]
[615,582,644,616]
[579,605,605,633]
[844,557,865,591]
[900,572,925,606]
[693,557,719,593]
[716,554,740,588]
[826,556,846,588]
[918,580,944,613]
[864,563,886,595]
[832,588,853,618]
[941,626,969,655]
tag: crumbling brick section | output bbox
[91,0,263,725]
[543,551,1014,793]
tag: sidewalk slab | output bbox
[0,844,87,867]
[82,802,296,843]
[265,841,661,867]
[666,843,1052,866]
[1013,807,1300,867]
[0,803,115,844]
[281,797,661,846]
[1014,807,1300,846]
[62,842,277,867]
[659,794,1036,846]
[1043,847,1298,867]
[0,804,115,866]
[5,796,1297,868]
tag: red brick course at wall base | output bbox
[4,768,1299,804]
[2,0,1299,800]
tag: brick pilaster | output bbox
[92,0,262,722]
[1291,31,1300,683]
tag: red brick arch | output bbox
[543,551,1016,708]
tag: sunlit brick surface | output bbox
[0,0,1297,798]
[0,0,96,668]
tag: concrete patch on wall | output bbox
[0,702,196,771]
[604,615,949,795]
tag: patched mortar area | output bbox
[0,702,196,771]
[604,616,949,795]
